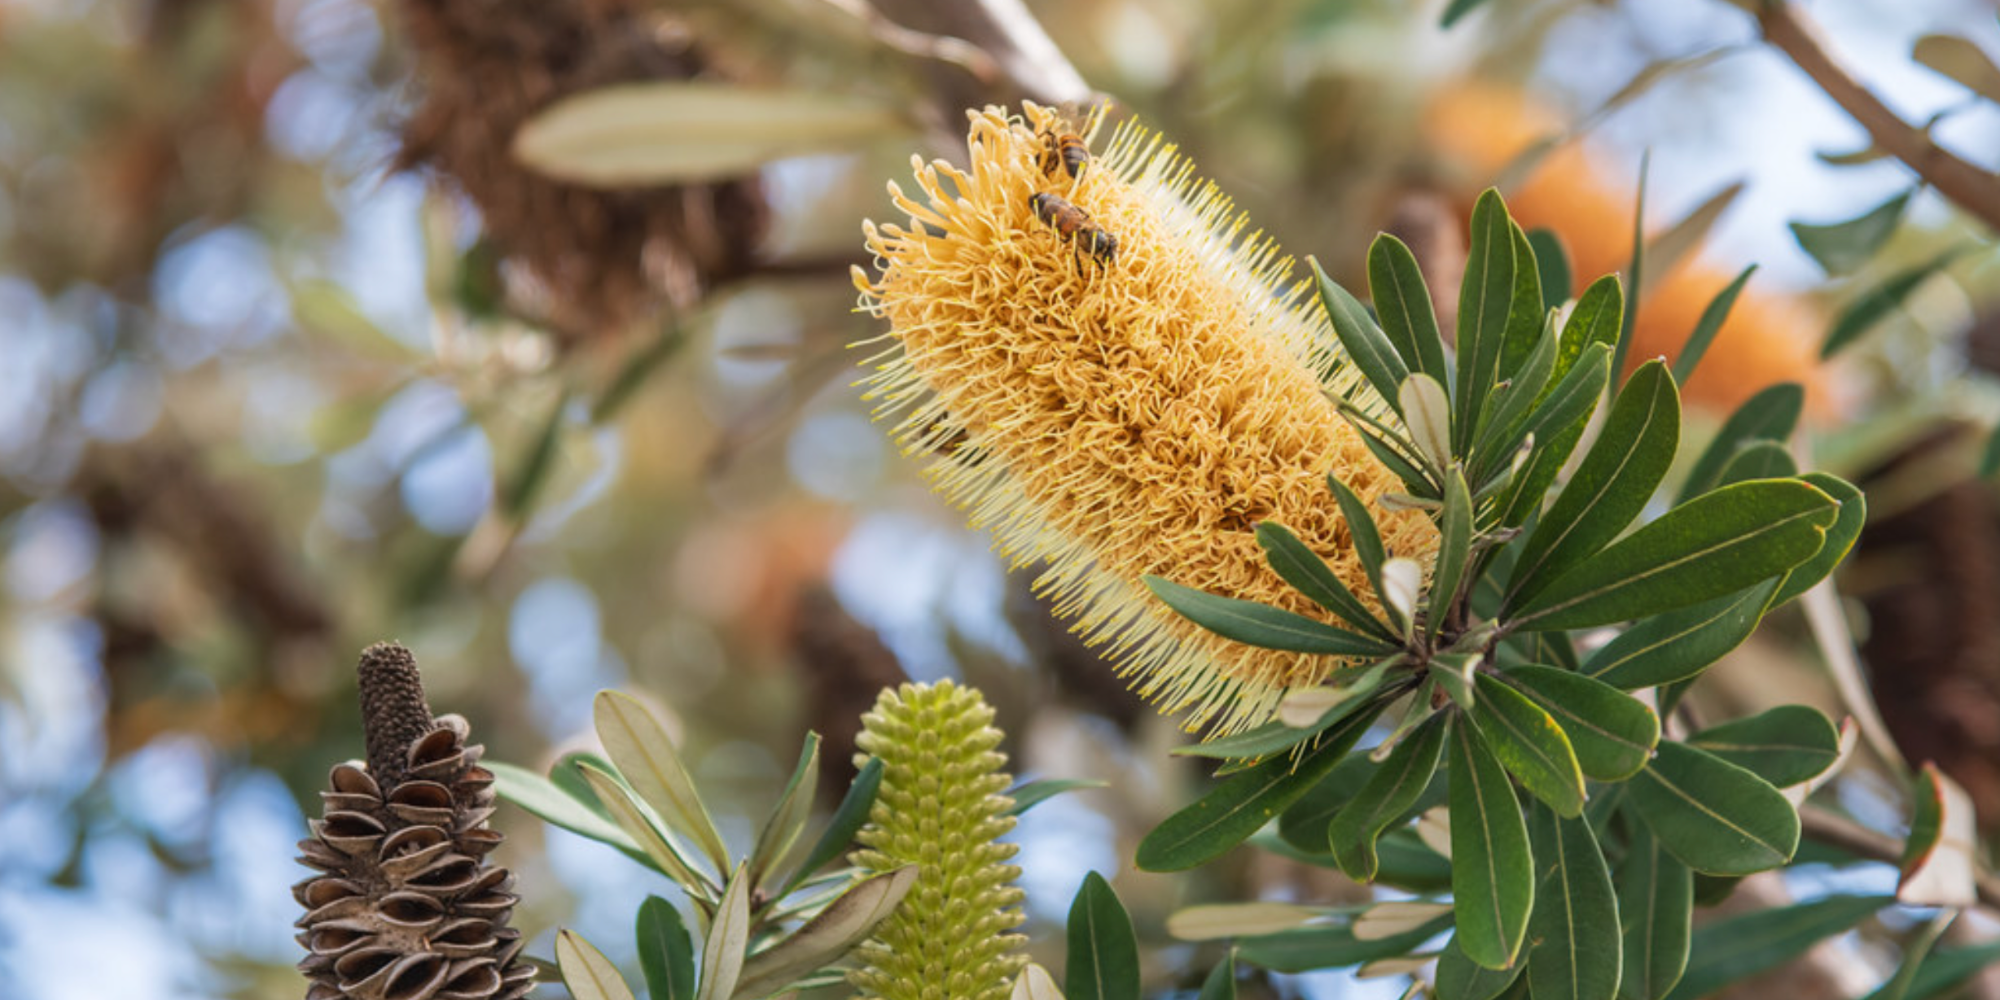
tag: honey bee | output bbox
[1037,128,1091,180]
[1030,192,1118,269]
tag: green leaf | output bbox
[1628,741,1799,875]
[1328,715,1447,881]
[1472,673,1586,817]
[1340,410,1437,498]
[1236,913,1454,972]
[1007,777,1110,815]
[1823,246,1968,359]
[1715,440,1798,487]
[1429,467,1474,640]
[1862,943,2000,1000]
[1913,32,2000,103]
[1367,233,1452,389]
[550,751,622,823]
[1440,0,1494,27]
[1581,578,1778,690]
[1986,423,2000,478]
[1614,155,1649,383]
[1276,753,1386,852]
[1180,661,1395,760]
[576,761,712,891]
[638,897,696,1000]
[1256,522,1395,640]
[1137,707,1379,871]
[734,866,917,999]
[1197,952,1237,1000]
[1689,706,1841,788]
[1430,654,1479,712]
[1066,872,1141,1000]
[1329,474,1389,600]
[1617,824,1692,1000]
[489,759,646,858]
[1556,276,1625,384]
[1527,228,1572,311]
[1791,190,1913,276]
[1670,265,1755,386]
[596,690,732,874]
[1771,473,1864,606]
[1506,478,1836,632]
[1457,190,1520,455]
[1870,911,1957,1000]
[1663,895,1891,1000]
[503,390,569,519]
[1508,360,1680,607]
[1314,258,1409,414]
[1143,576,1396,655]
[1437,936,1526,1000]
[1499,223,1547,382]
[1678,382,1804,503]
[594,319,689,423]
[1473,311,1559,491]
[1497,344,1614,529]
[1644,180,1744,296]
[1449,718,1535,970]
[1528,806,1620,1000]
[559,929,639,1000]
[747,734,819,886]
[697,865,753,1000]
[780,757,881,896]
[1503,666,1658,781]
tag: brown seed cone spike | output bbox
[294,643,533,1000]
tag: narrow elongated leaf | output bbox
[1436,936,1526,1000]
[1663,895,1891,1000]
[781,757,881,895]
[1771,473,1864,606]
[551,751,622,823]
[1507,479,1836,632]
[1277,753,1385,852]
[1617,825,1692,1000]
[1256,522,1394,640]
[1823,247,1968,359]
[1628,741,1799,875]
[1066,872,1140,1000]
[1678,382,1804,503]
[1449,719,1535,970]
[1715,440,1798,487]
[1555,276,1624,383]
[1872,910,1957,1000]
[1198,952,1237,1000]
[1473,314,1559,480]
[578,762,711,891]
[596,691,732,873]
[489,760,645,856]
[1986,423,2000,478]
[1341,404,1438,498]
[747,735,819,885]
[1472,674,1586,817]
[1582,578,1778,690]
[1862,943,2000,1000]
[1498,344,1613,528]
[1182,662,1393,760]
[1671,265,1756,385]
[1791,190,1912,276]
[1429,468,1473,640]
[1315,259,1409,413]
[1235,913,1454,972]
[1007,777,1109,815]
[697,866,753,1000]
[1143,576,1395,655]
[1503,666,1658,781]
[1689,706,1841,788]
[1528,806,1620,1000]
[1367,233,1451,387]
[1457,190,1520,454]
[638,897,696,1000]
[1508,360,1680,605]
[1328,715,1447,880]
[1329,475,1389,600]
[1137,708,1379,871]
[1644,180,1744,295]
[1498,223,1547,382]
[1527,228,1572,311]
[733,867,918,999]
[1168,903,1322,941]
[1430,654,1479,712]
[559,930,639,1000]
[1614,156,1649,382]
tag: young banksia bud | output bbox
[854,103,1437,735]
[294,643,533,1000]
[847,681,1026,1000]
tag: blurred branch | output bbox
[1755,1,2000,231]
[1797,805,2000,911]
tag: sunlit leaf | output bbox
[559,929,639,1000]
[489,760,645,859]
[1167,903,1322,941]
[1790,190,1913,276]
[1628,741,1799,876]
[747,734,819,886]
[1402,373,1454,474]
[696,865,753,1000]
[1183,662,1393,760]
[596,691,732,874]
[1663,895,1890,1000]
[1497,343,1613,529]
[576,762,712,892]
[1012,963,1066,1000]
[781,756,881,895]
[1449,718,1535,970]
[1502,666,1658,781]
[1066,872,1140,1000]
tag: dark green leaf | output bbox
[1497,343,1613,529]
[1679,382,1804,503]
[1715,440,1798,487]
[1689,706,1841,788]
[1371,827,1455,892]
[1256,521,1394,640]
[1582,578,1778,690]
[781,756,882,895]
[1474,313,1559,486]
[1771,473,1864,606]
[1314,258,1410,413]
[1472,673,1586,817]
[1628,741,1799,875]
[1556,276,1624,384]
[1143,576,1396,656]
[1437,935,1525,1000]
[637,897,696,1000]
[1617,824,1692,1000]
[1430,467,1474,641]
[1671,265,1756,386]
[1528,806,1620,1000]
[1197,952,1237,1000]
[1367,233,1451,388]
[1790,190,1912,276]
[551,751,622,823]
[1508,360,1680,607]
[1457,190,1520,454]
[1440,0,1493,27]
[1175,662,1393,760]
[1328,715,1447,881]
[1329,474,1389,601]
[1663,895,1890,1000]
[1499,223,1547,383]
[1507,478,1836,632]
[1137,708,1378,871]
[1066,872,1141,1000]
[1984,422,2000,478]
[1007,777,1108,816]
[1277,754,1385,852]
[1341,410,1438,499]
[1823,246,1969,359]
[1235,912,1454,973]
[1503,666,1658,781]
[1527,228,1572,312]
[1449,718,1535,970]
[747,734,820,885]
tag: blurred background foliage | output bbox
[1,0,1998,997]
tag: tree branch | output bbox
[1797,804,2000,912]
[1756,1,2000,231]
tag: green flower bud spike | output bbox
[847,681,1027,1000]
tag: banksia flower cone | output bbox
[854,103,1436,735]
[848,681,1026,1000]
[294,643,533,1000]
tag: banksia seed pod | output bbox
[294,643,533,1000]
[848,681,1027,1000]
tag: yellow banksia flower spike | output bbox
[852,103,1437,736]
[848,681,1026,1000]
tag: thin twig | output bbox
[1755,1,2000,231]
[1797,804,2000,912]
[811,0,1002,85]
